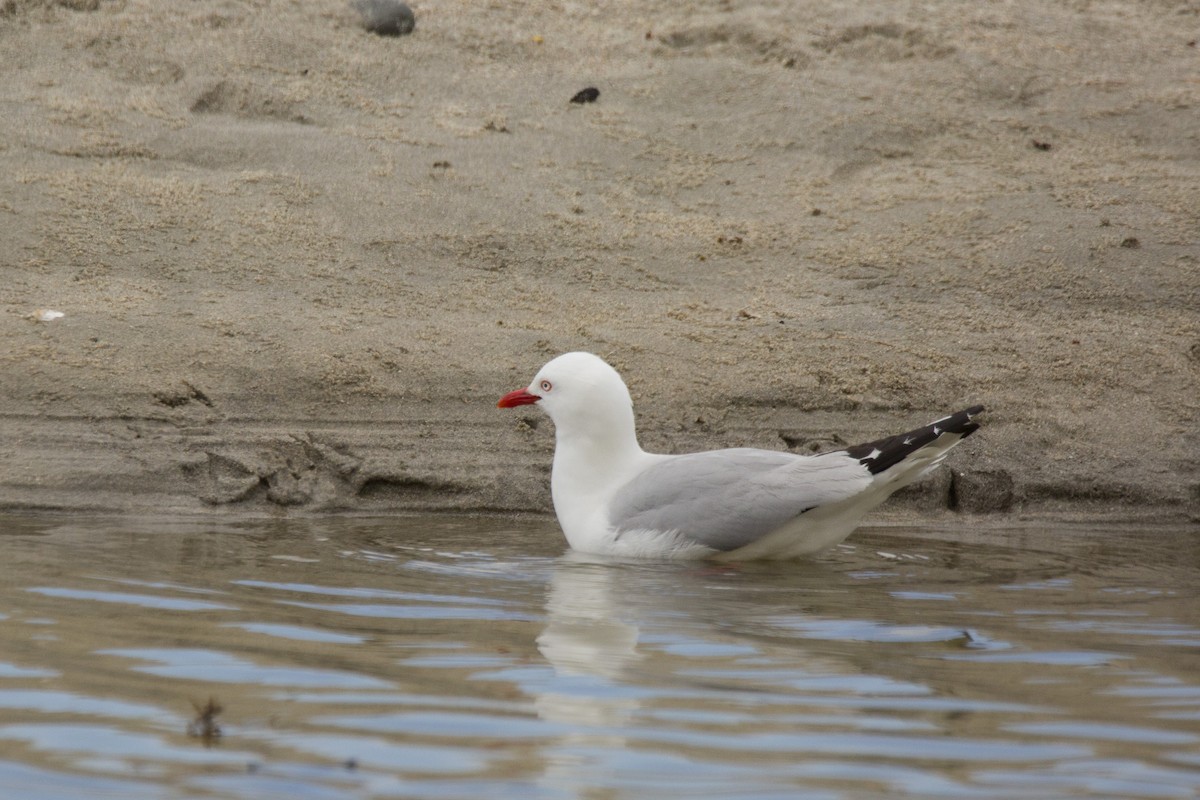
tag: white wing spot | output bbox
[867,448,882,460]
[933,426,942,436]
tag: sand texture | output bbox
[1,0,1198,520]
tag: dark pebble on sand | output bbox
[352,0,415,36]
[570,87,600,104]
[952,469,1015,513]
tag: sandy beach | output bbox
[1,0,1197,520]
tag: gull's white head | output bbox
[498,352,636,441]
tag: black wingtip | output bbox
[845,405,985,475]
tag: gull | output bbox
[498,352,984,560]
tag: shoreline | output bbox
[2,411,1195,522]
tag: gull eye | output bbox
[539,380,552,392]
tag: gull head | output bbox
[498,352,635,439]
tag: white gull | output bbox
[498,352,984,560]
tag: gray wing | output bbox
[608,448,873,551]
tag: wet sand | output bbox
[1,0,1197,519]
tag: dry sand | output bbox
[1,0,1197,522]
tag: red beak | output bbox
[497,388,541,408]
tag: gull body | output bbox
[498,352,984,560]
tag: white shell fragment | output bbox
[32,309,65,322]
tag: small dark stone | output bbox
[570,87,600,104]
[1032,139,1052,151]
[951,469,1015,513]
[1120,236,1140,248]
[352,0,415,36]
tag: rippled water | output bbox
[0,515,1197,799]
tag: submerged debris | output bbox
[187,697,223,745]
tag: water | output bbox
[0,515,1197,799]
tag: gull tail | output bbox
[844,405,985,477]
